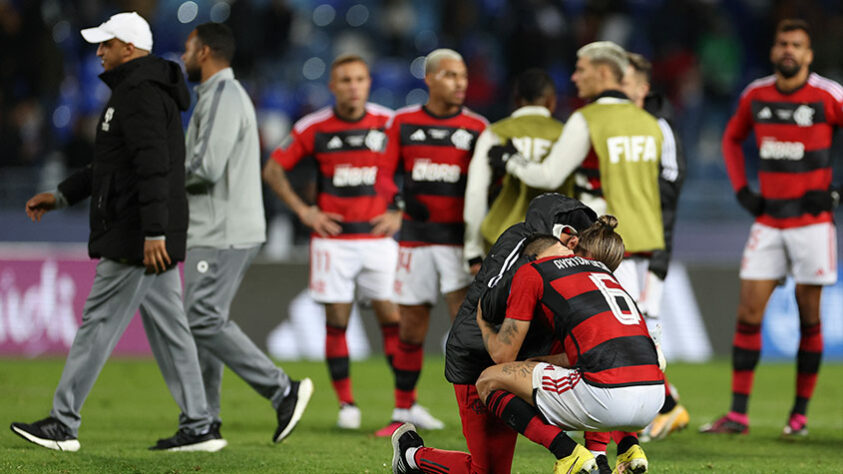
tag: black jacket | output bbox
[58,55,191,264]
[644,92,686,279]
[444,193,597,384]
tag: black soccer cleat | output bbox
[274,378,314,443]
[149,427,227,452]
[391,423,424,474]
[10,417,80,452]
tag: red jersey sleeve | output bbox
[270,127,311,171]
[505,264,544,322]
[722,91,755,192]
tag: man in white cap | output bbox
[11,12,224,452]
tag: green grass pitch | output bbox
[1,357,841,473]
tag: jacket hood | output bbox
[524,193,597,235]
[101,55,191,111]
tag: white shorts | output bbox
[532,363,664,432]
[308,237,398,303]
[740,222,837,285]
[614,257,664,321]
[393,245,472,305]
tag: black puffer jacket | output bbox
[58,55,190,264]
[445,193,597,384]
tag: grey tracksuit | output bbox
[184,67,290,419]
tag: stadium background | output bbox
[1,0,841,362]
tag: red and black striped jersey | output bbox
[506,255,663,388]
[386,105,487,246]
[270,103,395,239]
[723,73,843,228]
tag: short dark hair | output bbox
[523,233,562,259]
[775,18,811,41]
[195,22,235,64]
[626,52,652,83]
[514,69,555,103]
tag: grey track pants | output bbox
[51,259,211,437]
[184,246,290,421]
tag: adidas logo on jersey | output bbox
[757,107,772,119]
[410,129,427,141]
[327,136,343,149]
[411,158,461,183]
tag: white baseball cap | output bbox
[81,12,153,51]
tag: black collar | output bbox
[592,89,629,101]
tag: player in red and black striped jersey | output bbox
[703,19,840,437]
[263,55,403,431]
[379,49,487,436]
[471,228,662,473]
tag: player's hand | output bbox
[25,192,57,222]
[143,239,172,274]
[467,256,482,275]
[802,188,838,215]
[487,140,519,172]
[300,205,343,237]
[370,209,402,237]
[736,186,764,217]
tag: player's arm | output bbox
[504,111,590,189]
[477,265,541,363]
[185,85,242,187]
[722,92,763,216]
[650,118,685,280]
[463,128,499,271]
[370,114,403,236]
[527,353,570,367]
[262,134,342,237]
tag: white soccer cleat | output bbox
[337,403,361,430]
[408,404,444,430]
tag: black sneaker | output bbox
[595,453,612,474]
[209,421,223,439]
[149,427,227,452]
[10,417,80,452]
[274,378,314,443]
[390,423,424,474]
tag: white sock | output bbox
[405,447,420,470]
[590,450,606,457]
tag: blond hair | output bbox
[577,41,628,83]
[575,215,624,271]
[424,48,463,75]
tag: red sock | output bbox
[584,431,610,453]
[731,321,761,414]
[381,323,399,359]
[393,340,423,409]
[795,323,823,414]
[611,431,637,444]
[486,390,573,458]
[414,447,471,474]
[325,324,353,405]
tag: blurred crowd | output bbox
[2,0,842,239]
